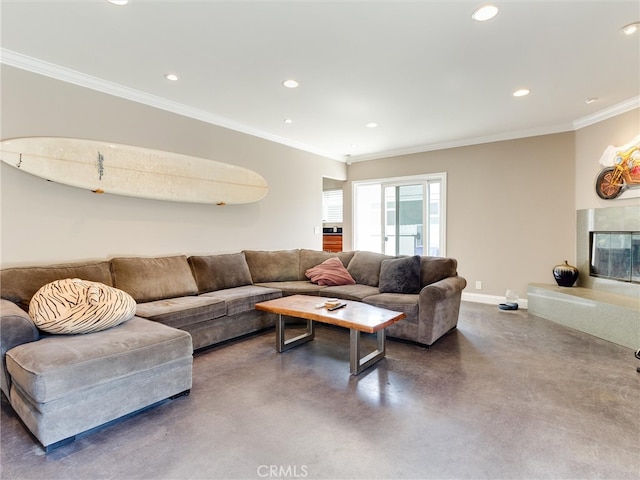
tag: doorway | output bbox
[353,173,446,256]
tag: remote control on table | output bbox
[327,303,346,311]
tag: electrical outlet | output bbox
[475,281,482,290]
[314,226,320,234]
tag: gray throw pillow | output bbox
[378,256,421,294]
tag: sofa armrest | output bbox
[418,276,467,345]
[1,299,39,399]
[420,276,467,301]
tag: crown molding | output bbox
[349,123,575,163]
[353,98,640,163]
[572,96,640,131]
[0,49,346,162]
[2,49,636,165]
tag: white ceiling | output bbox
[1,1,639,162]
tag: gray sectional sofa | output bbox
[0,248,466,450]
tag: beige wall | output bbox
[0,67,347,267]
[575,108,640,210]
[346,133,576,301]
[2,65,637,303]
[344,108,640,301]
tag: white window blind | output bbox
[323,189,343,223]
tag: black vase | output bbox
[553,260,579,287]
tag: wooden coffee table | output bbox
[255,295,406,375]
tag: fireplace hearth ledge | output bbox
[527,283,639,350]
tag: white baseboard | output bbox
[462,292,528,309]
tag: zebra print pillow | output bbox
[29,278,136,334]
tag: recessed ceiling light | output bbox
[513,89,530,97]
[106,0,129,5]
[164,73,179,81]
[621,22,640,35]
[585,97,599,104]
[366,122,378,128]
[282,79,299,89]
[472,5,499,22]
[284,118,293,124]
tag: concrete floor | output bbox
[1,302,638,480]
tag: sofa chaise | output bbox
[0,259,194,451]
[0,248,466,450]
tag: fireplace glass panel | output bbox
[608,233,631,281]
[590,232,638,283]
[591,233,611,277]
[633,233,640,283]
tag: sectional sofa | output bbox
[0,248,466,450]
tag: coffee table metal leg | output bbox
[349,328,386,375]
[276,314,315,352]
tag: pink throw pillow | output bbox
[305,257,356,286]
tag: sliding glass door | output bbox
[354,174,446,257]
[384,183,424,256]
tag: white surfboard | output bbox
[0,137,269,205]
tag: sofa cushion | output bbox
[111,256,198,303]
[5,317,192,404]
[298,249,355,279]
[346,251,391,287]
[28,279,136,334]
[319,284,380,302]
[135,296,226,329]
[305,257,356,286]
[188,253,253,294]
[421,256,458,287]
[202,285,282,315]
[243,250,300,283]
[255,281,325,296]
[1,261,113,311]
[379,256,421,294]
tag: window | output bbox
[353,173,446,256]
[322,189,343,223]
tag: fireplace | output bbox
[577,205,640,299]
[527,205,639,350]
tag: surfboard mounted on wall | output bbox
[0,137,269,205]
